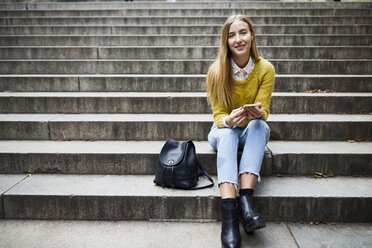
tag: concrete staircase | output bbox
[0,0,372,247]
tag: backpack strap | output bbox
[190,160,214,190]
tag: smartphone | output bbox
[243,103,260,108]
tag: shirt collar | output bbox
[231,57,253,75]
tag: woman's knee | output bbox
[247,119,270,143]
[247,119,268,130]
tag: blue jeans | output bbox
[208,119,270,187]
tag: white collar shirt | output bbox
[231,57,255,81]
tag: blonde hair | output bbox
[206,15,260,109]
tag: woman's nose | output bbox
[236,34,242,42]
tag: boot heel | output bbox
[243,218,266,233]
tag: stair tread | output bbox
[0,174,26,194]
[2,74,371,76]
[1,113,371,122]
[1,140,370,154]
[0,220,298,248]
[2,24,370,27]
[1,92,371,97]
[2,219,371,248]
[3,174,372,198]
[268,141,372,154]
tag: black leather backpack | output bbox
[153,139,214,190]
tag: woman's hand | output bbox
[225,107,247,127]
[244,102,263,119]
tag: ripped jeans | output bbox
[207,119,270,187]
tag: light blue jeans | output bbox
[208,119,270,187]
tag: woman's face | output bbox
[228,20,253,60]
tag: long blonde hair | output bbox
[206,15,260,109]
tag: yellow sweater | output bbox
[210,58,275,128]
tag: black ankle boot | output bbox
[221,199,241,248]
[238,194,266,234]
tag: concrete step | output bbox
[1,34,370,46]
[2,174,371,221]
[1,59,370,75]
[0,140,370,176]
[0,114,370,141]
[1,1,370,10]
[1,75,371,93]
[1,8,371,17]
[0,92,370,114]
[2,24,370,35]
[1,16,370,25]
[1,46,370,60]
[267,141,372,176]
[0,220,371,248]
[0,174,27,218]
[0,140,269,176]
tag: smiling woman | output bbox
[206,15,275,248]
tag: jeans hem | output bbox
[218,181,239,190]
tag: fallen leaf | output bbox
[347,139,368,143]
[309,221,321,225]
[313,172,333,179]
[299,89,336,93]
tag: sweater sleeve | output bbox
[254,62,275,121]
[211,99,230,128]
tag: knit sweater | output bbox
[210,58,275,128]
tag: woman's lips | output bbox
[235,44,245,50]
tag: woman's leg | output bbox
[220,183,236,199]
[208,125,241,196]
[208,124,242,248]
[240,173,257,189]
[238,119,270,185]
[237,119,270,234]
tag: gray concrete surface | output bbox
[0,140,370,176]
[0,175,26,218]
[1,16,370,25]
[1,113,371,141]
[1,74,371,92]
[1,25,370,35]
[1,219,371,248]
[1,46,370,59]
[288,223,372,248]
[1,59,371,74]
[268,141,372,175]
[0,220,300,248]
[0,8,370,17]
[0,92,370,114]
[1,1,371,10]
[1,35,370,46]
[3,174,372,221]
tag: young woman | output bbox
[206,15,275,248]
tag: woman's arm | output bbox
[253,63,275,121]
